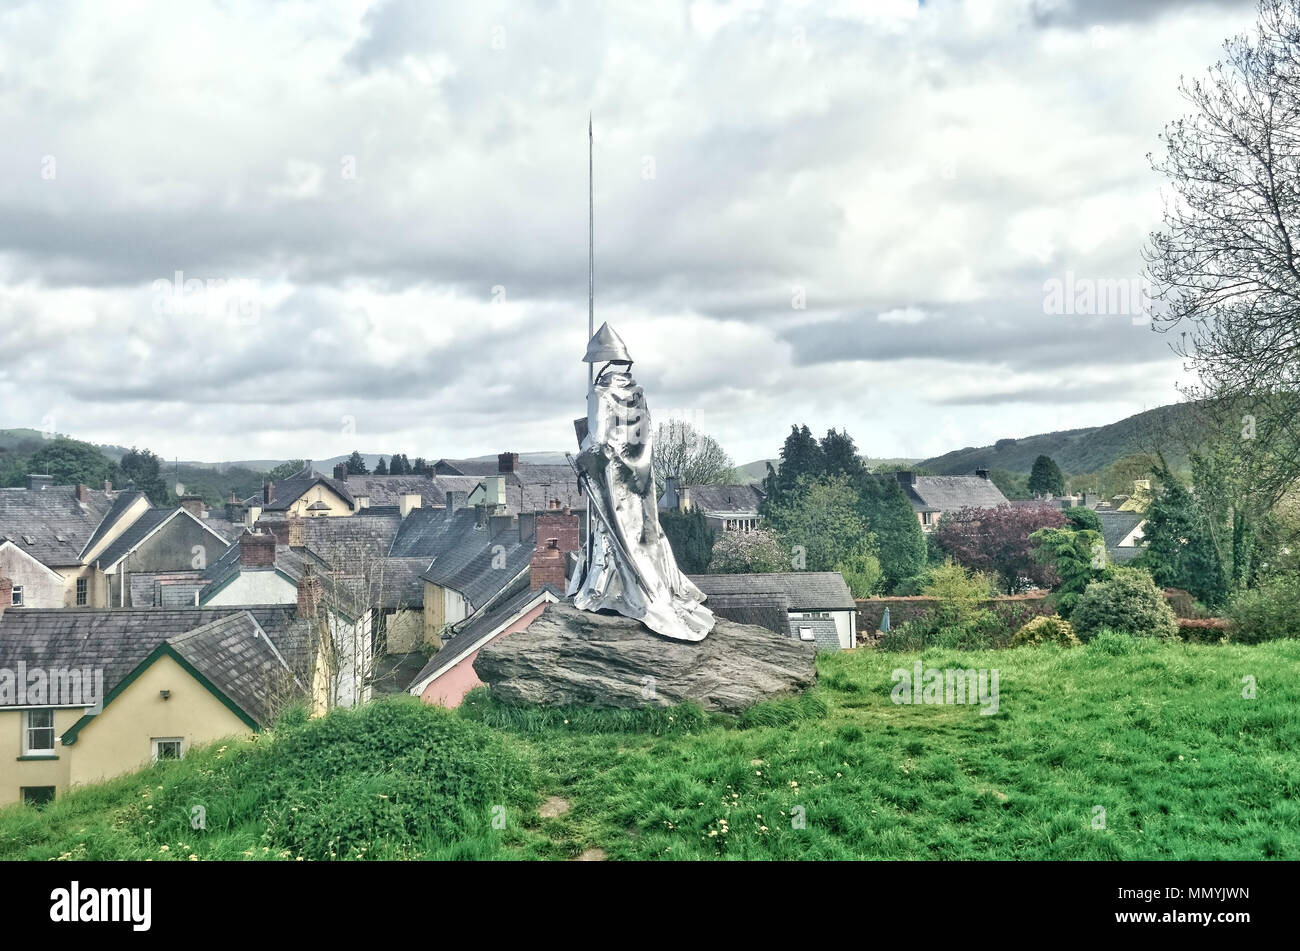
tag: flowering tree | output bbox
[935,504,1066,594]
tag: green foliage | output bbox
[836,547,882,598]
[374,456,389,475]
[119,447,170,504]
[856,474,927,593]
[20,437,118,487]
[1226,574,1300,644]
[989,468,1030,500]
[1010,615,1081,648]
[765,475,875,573]
[707,528,788,573]
[921,560,995,629]
[1028,454,1066,496]
[1030,525,1107,604]
[1136,475,1228,606]
[659,508,716,574]
[266,460,307,482]
[345,450,368,475]
[1064,507,1103,533]
[819,428,865,479]
[1071,568,1179,641]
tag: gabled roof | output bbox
[262,472,355,512]
[198,539,326,603]
[904,475,1009,513]
[79,489,148,560]
[1096,510,1147,563]
[302,510,403,558]
[409,582,561,694]
[421,532,533,609]
[681,484,764,517]
[344,474,438,506]
[0,483,116,566]
[96,507,233,571]
[0,606,312,714]
[690,572,855,611]
[389,507,481,559]
[428,465,584,514]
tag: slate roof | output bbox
[701,591,789,634]
[167,613,303,726]
[690,572,855,610]
[129,571,207,608]
[903,475,1009,514]
[683,484,764,516]
[344,474,440,507]
[410,582,560,691]
[421,531,533,610]
[428,465,584,515]
[0,484,116,566]
[302,510,403,558]
[94,508,232,571]
[79,489,147,560]
[1097,510,1146,564]
[0,606,312,712]
[262,472,355,512]
[788,616,841,652]
[389,507,482,559]
[198,541,326,603]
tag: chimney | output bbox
[975,468,990,480]
[105,481,113,493]
[178,495,204,517]
[263,480,274,505]
[287,515,305,548]
[239,531,277,567]
[76,484,90,503]
[519,511,537,545]
[296,568,323,619]
[333,463,347,481]
[263,518,291,546]
[536,508,581,554]
[445,491,468,512]
[400,493,421,518]
[498,452,519,473]
[896,470,916,487]
[529,538,565,591]
[0,576,11,618]
[489,513,514,538]
[25,474,53,491]
[474,503,487,528]
[245,505,261,530]
[548,498,562,511]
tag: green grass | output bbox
[4,636,1298,860]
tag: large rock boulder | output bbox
[473,600,817,714]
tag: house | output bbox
[658,478,765,533]
[258,464,356,518]
[1096,509,1147,564]
[0,600,309,806]
[895,469,1010,531]
[0,477,142,608]
[690,571,858,649]
[91,506,232,607]
[430,452,584,515]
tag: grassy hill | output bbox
[918,404,1198,476]
[4,635,1297,860]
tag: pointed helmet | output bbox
[583,321,632,363]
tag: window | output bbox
[10,585,22,606]
[23,709,55,755]
[798,626,816,642]
[76,578,87,606]
[152,738,183,762]
[21,786,55,808]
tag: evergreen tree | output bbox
[659,509,715,574]
[375,457,389,475]
[1135,477,1228,606]
[396,454,412,475]
[855,473,927,592]
[346,450,369,475]
[820,428,864,479]
[1027,454,1066,497]
[411,457,429,475]
[119,447,170,505]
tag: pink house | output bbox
[410,585,560,707]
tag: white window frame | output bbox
[23,709,56,756]
[75,577,87,606]
[11,585,23,606]
[152,737,184,763]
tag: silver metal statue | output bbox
[567,322,715,642]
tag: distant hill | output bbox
[919,404,1197,476]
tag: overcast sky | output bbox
[0,0,1259,466]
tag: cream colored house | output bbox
[0,606,309,807]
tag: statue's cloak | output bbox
[569,368,714,642]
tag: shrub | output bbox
[1010,615,1081,648]
[1226,575,1300,644]
[1177,617,1232,644]
[1071,567,1178,641]
[1086,628,1138,655]
[921,560,995,628]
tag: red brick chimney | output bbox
[0,576,11,618]
[529,538,565,591]
[76,484,89,503]
[296,568,323,618]
[263,481,275,505]
[536,508,580,554]
[178,495,204,517]
[239,531,276,567]
[498,452,519,473]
